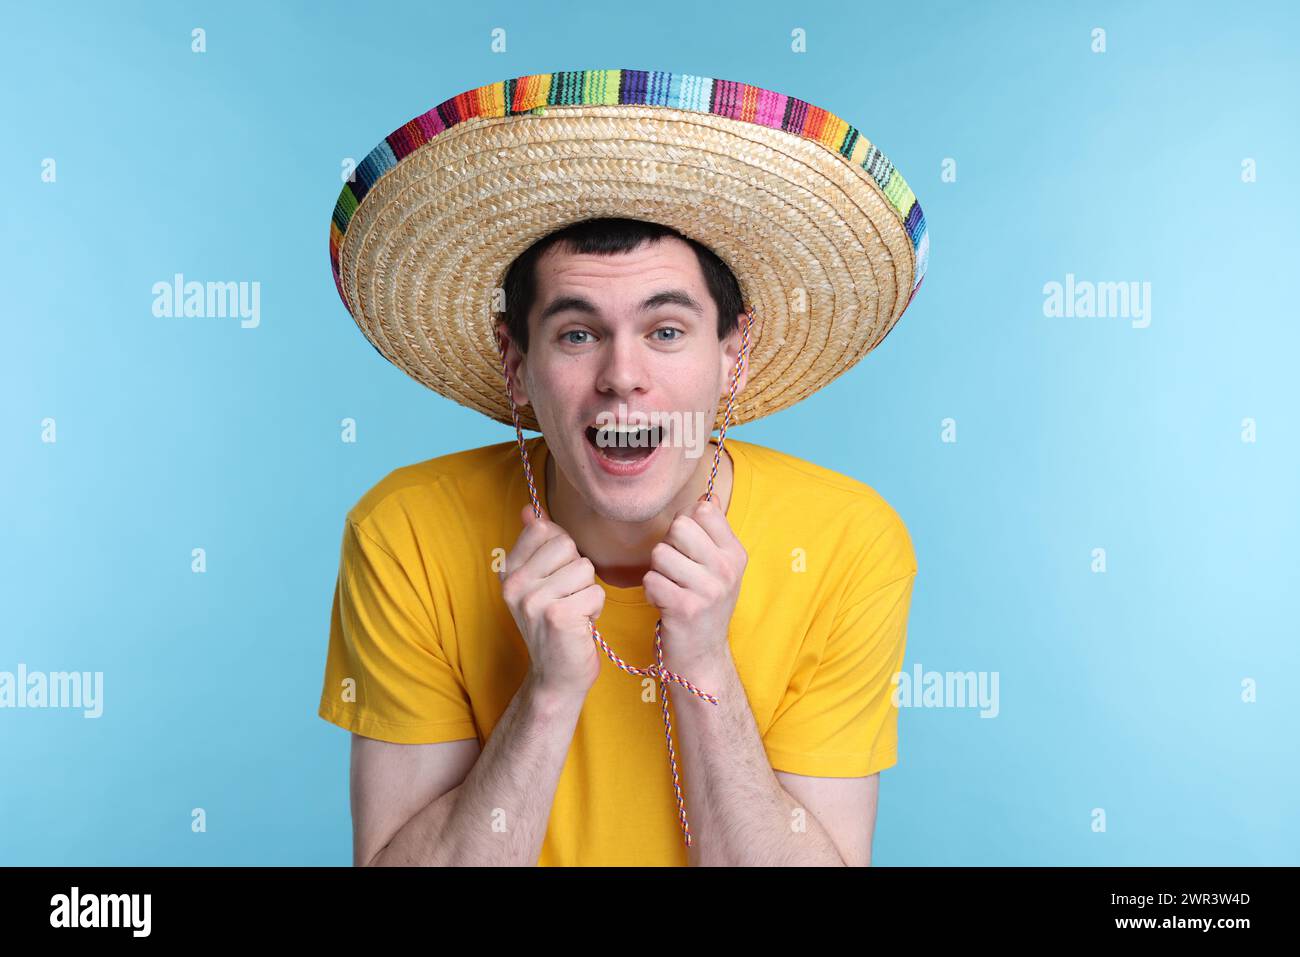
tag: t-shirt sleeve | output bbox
[317,516,479,745]
[762,515,917,778]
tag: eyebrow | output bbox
[536,289,705,328]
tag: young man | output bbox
[319,69,929,867]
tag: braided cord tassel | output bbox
[496,305,755,848]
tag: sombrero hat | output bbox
[329,68,929,433]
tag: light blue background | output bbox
[3,0,1296,866]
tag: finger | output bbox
[649,540,707,590]
[559,582,606,621]
[521,501,553,525]
[522,501,570,540]
[507,505,564,571]
[643,568,686,609]
[534,554,598,603]
[662,513,718,565]
[686,498,738,551]
[500,505,542,583]
[515,532,583,586]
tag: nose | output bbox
[593,331,649,398]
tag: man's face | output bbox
[501,235,746,524]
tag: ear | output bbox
[718,310,752,400]
[496,321,532,408]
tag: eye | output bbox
[561,330,594,345]
[652,327,684,342]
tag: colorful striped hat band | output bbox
[496,304,755,848]
[331,68,928,434]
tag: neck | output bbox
[546,440,733,589]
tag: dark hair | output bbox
[499,217,743,354]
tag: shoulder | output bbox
[730,438,917,578]
[344,440,519,553]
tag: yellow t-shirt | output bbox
[318,435,918,866]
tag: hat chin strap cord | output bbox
[495,304,755,849]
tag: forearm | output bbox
[672,650,845,866]
[370,674,584,866]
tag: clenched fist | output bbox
[499,504,605,699]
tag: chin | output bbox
[576,444,686,524]
[586,490,673,525]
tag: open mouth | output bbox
[585,424,663,463]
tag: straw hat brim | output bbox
[331,71,928,432]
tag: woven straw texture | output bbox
[331,69,929,431]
